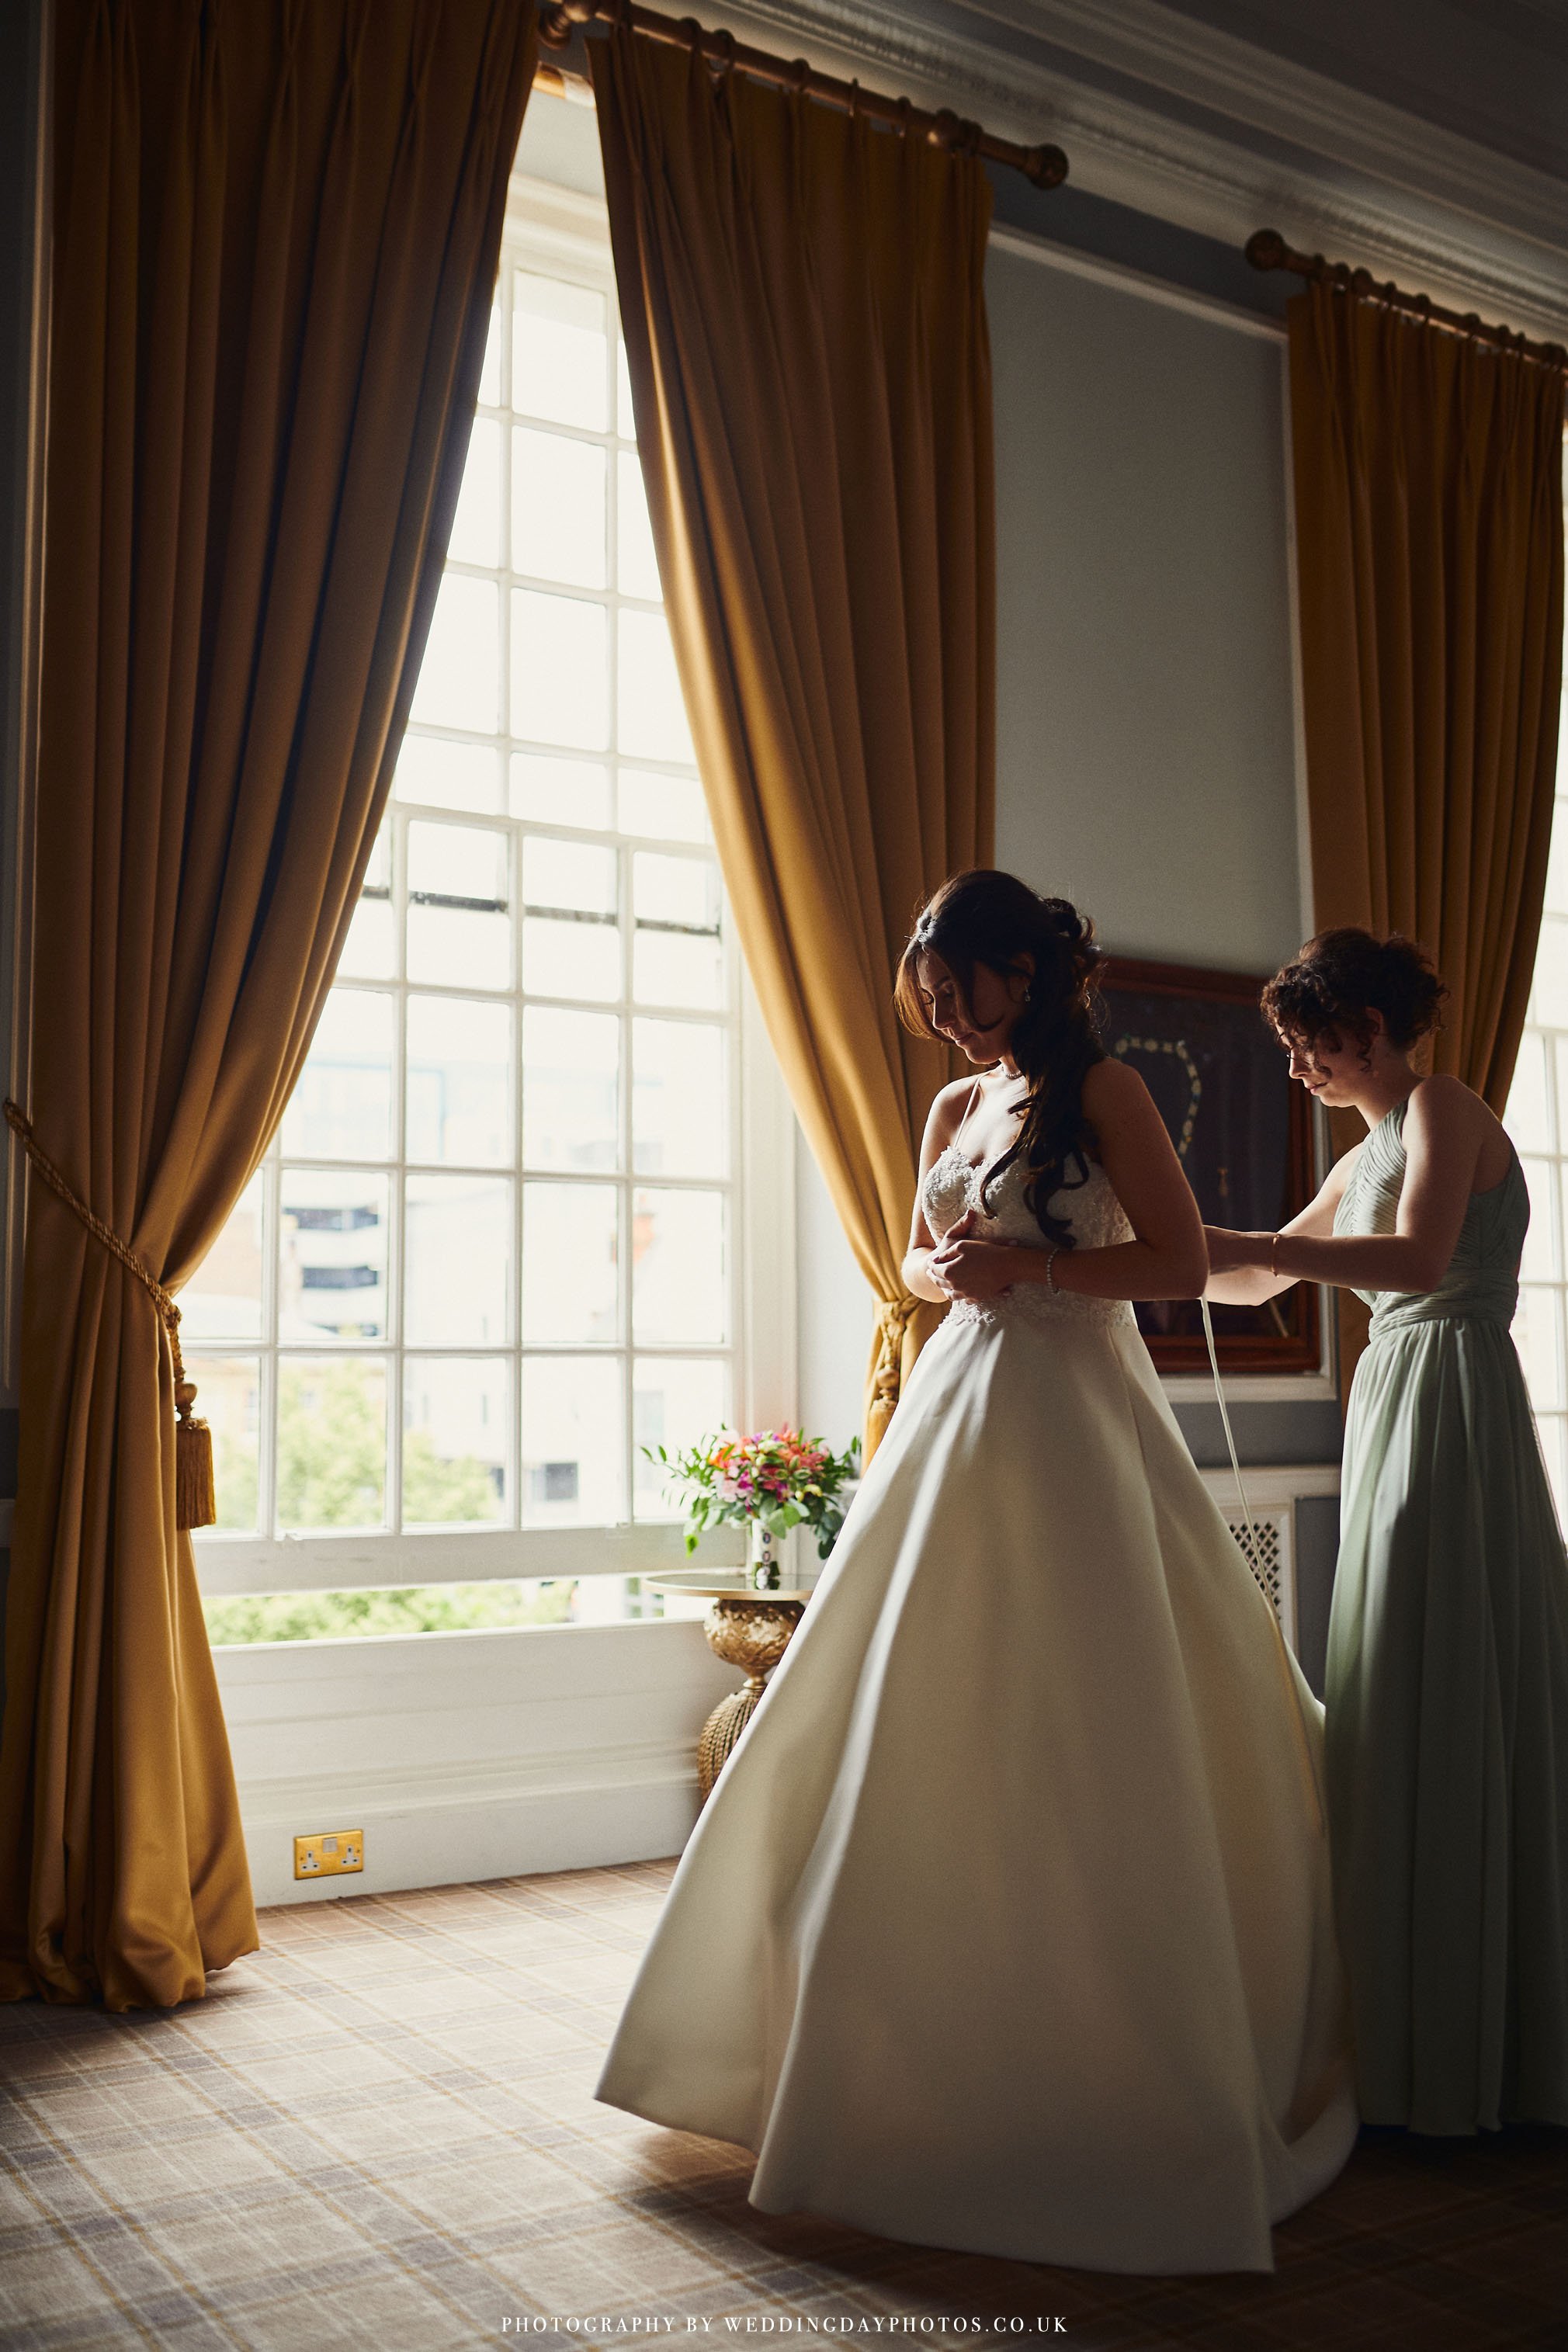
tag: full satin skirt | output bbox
[1327,1316,1568,2132]
[597,1306,1357,2273]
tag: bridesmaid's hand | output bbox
[931,1209,1018,1302]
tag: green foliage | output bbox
[275,1358,498,1529]
[277,1360,384,1528]
[203,1579,577,1646]
[402,1429,498,1525]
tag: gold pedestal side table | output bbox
[646,1569,820,1806]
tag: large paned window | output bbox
[189,182,771,1628]
[1505,693,1568,1521]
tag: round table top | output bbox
[644,1569,819,1603]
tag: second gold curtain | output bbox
[1287,280,1565,1391]
[589,32,995,1455]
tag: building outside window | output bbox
[187,179,778,1639]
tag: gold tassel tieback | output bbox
[3,1100,216,1529]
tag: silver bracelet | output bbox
[1043,1244,1060,1293]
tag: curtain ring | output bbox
[677,14,701,51]
[893,95,913,139]
[709,24,737,71]
[789,55,810,96]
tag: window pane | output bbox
[411,573,498,734]
[513,426,605,589]
[633,1356,727,1519]
[633,852,723,1010]
[182,1174,265,1342]
[336,821,394,981]
[396,736,505,815]
[1545,802,1568,915]
[281,1170,389,1342]
[619,767,707,844]
[522,836,620,1002]
[189,1355,260,1534]
[618,608,694,763]
[522,1355,623,1525]
[633,1187,726,1344]
[278,1356,387,1532]
[513,587,609,751]
[522,1006,619,1171]
[281,989,394,1161]
[1532,918,1568,1027]
[616,449,661,600]
[404,1356,508,1526]
[524,834,614,914]
[477,301,501,406]
[1515,1288,1564,1411]
[448,415,501,568]
[522,1183,618,1342]
[407,820,511,991]
[1534,1414,1568,1525]
[1520,1157,1559,1281]
[633,1019,726,1177]
[405,1175,512,1345]
[337,895,395,981]
[1506,1029,1551,1155]
[522,915,621,1004]
[407,995,511,1166]
[511,752,611,830]
[514,270,606,431]
[616,338,637,441]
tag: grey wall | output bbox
[989,244,1304,975]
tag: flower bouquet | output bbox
[647,1425,862,1590]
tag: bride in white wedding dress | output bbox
[597,871,1356,2274]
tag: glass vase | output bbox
[748,1520,782,1592]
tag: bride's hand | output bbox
[931,1209,1018,1302]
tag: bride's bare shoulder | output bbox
[920,1075,980,1154]
[1081,1055,1152,1118]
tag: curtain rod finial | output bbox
[1023,143,1068,189]
[1246,228,1287,272]
[539,0,591,49]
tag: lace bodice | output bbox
[921,1145,1136,1331]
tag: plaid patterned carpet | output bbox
[1,1859,1564,2350]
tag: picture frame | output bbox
[1097,954,1321,1374]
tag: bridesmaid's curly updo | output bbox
[894,869,1105,1248]
[1261,927,1448,1063]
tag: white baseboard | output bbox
[241,1736,702,1910]
[217,1618,737,1910]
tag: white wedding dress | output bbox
[596,1146,1357,2274]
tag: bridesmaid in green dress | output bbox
[1205,926,1568,2135]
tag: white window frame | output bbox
[193,172,795,1601]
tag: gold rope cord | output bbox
[3,1100,215,1529]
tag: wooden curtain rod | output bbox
[536,0,1070,189]
[1246,229,1566,368]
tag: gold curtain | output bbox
[588,31,995,1459]
[0,0,534,2010]
[1286,280,1565,1392]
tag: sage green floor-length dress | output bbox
[1329,1096,1568,2132]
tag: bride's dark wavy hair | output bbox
[894,870,1105,1248]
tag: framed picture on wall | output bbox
[1098,955,1321,1374]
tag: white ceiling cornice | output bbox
[700,0,1568,340]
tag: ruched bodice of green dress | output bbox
[1329,1092,1568,2132]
